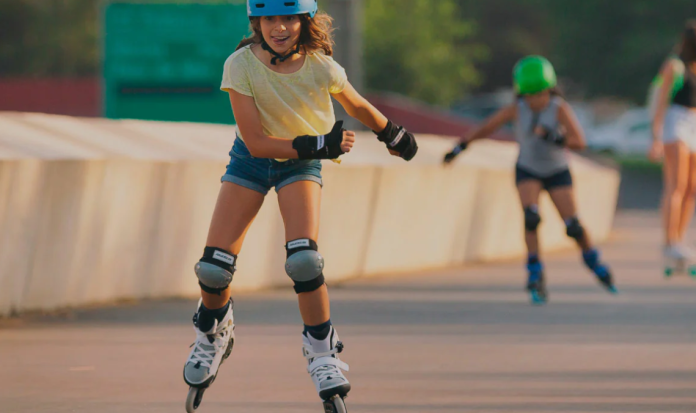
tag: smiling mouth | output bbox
[272,36,290,44]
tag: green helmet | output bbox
[513,55,557,95]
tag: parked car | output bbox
[586,108,651,156]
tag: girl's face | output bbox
[260,15,302,55]
[523,90,552,112]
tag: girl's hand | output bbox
[374,120,418,161]
[388,149,399,157]
[648,139,664,162]
[341,130,355,153]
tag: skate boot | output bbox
[663,245,685,277]
[582,249,617,293]
[303,326,351,412]
[183,299,235,413]
[526,260,547,305]
[676,244,696,278]
[664,245,696,278]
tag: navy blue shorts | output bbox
[221,138,323,195]
[515,165,573,191]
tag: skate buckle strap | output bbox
[308,356,350,374]
[188,322,234,368]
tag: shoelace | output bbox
[303,344,348,383]
[312,363,343,383]
[188,326,230,369]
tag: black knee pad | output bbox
[565,217,584,241]
[285,239,326,294]
[524,206,541,231]
[195,247,237,295]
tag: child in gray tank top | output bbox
[443,55,617,305]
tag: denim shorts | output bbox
[515,165,573,191]
[221,137,323,195]
[663,104,696,151]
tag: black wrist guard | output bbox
[443,141,468,163]
[374,120,418,161]
[539,127,566,147]
[293,121,345,160]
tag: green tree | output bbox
[458,0,553,94]
[0,0,99,77]
[364,0,487,105]
[544,0,696,102]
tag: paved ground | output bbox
[1,212,696,413]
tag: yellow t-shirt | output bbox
[220,45,348,152]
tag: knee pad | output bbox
[285,238,325,294]
[524,206,541,231]
[565,217,584,241]
[195,247,237,295]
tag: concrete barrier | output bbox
[0,112,620,315]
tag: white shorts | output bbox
[664,105,696,151]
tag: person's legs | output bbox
[548,180,616,292]
[184,181,265,391]
[662,141,690,247]
[198,182,265,310]
[517,179,544,256]
[676,152,696,245]
[516,173,545,302]
[546,184,591,250]
[277,179,350,401]
[277,180,329,326]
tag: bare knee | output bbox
[665,182,687,205]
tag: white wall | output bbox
[0,112,620,315]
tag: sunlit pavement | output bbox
[2,211,695,413]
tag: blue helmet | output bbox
[247,0,318,18]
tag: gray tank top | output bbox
[514,96,569,176]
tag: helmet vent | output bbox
[255,3,265,8]
[284,2,296,6]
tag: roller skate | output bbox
[663,245,696,278]
[183,299,235,413]
[582,249,618,294]
[526,260,547,305]
[303,326,351,412]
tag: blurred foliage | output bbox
[542,0,696,102]
[0,0,99,76]
[364,0,487,106]
[1,0,696,104]
[458,0,696,103]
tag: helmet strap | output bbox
[262,40,302,65]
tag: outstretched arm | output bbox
[443,105,516,163]
[331,82,388,133]
[332,83,418,161]
[465,104,517,144]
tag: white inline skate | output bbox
[302,326,351,412]
[663,244,696,278]
[183,299,235,413]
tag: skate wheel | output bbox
[186,387,206,413]
[664,268,673,278]
[606,285,618,294]
[323,396,348,413]
[689,268,696,278]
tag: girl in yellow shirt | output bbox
[183,1,418,412]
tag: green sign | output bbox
[103,2,249,124]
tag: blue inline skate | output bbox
[582,249,617,294]
[526,259,547,305]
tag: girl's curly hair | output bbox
[235,12,335,56]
